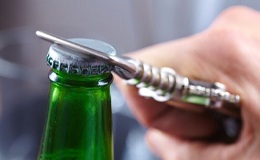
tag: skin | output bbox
[115,6,260,160]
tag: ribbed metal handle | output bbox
[126,60,241,117]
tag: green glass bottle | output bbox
[38,39,115,160]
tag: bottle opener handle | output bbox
[36,31,241,117]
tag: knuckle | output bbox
[220,6,256,18]
[211,6,260,30]
[202,28,249,78]
[208,27,246,57]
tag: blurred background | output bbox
[0,1,260,160]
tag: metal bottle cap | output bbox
[46,38,116,75]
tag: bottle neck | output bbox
[39,69,114,160]
[48,69,113,87]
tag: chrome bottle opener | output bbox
[36,31,241,117]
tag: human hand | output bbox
[115,6,260,159]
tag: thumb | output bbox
[146,129,240,160]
